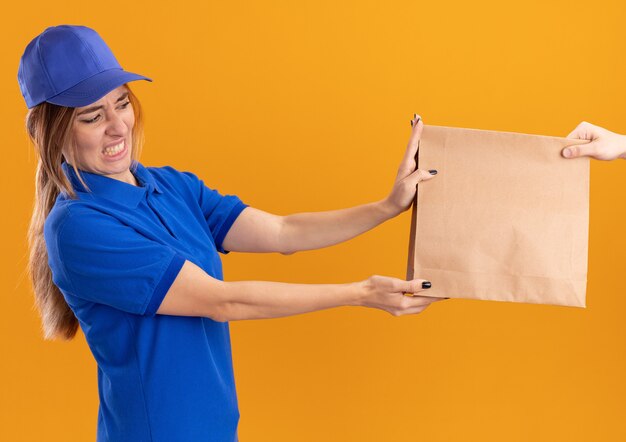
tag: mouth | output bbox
[102,140,128,160]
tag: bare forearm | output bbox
[217,279,362,321]
[280,199,394,253]
[159,260,438,320]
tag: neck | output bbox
[112,169,139,186]
[66,160,139,186]
[66,162,139,187]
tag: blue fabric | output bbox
[44,160,248,442]
[18,25,151,109]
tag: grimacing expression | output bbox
[66,85,136,184]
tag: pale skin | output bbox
[64,85,138,185]
[67,85,441,321]
[562,121,626,161]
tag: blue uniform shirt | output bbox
[44,160,248,442]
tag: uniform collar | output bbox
[61,160,162,208]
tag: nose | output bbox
[104,109,129,138]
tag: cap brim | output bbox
[45,68,152,107]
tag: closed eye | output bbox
[81,100,131,124]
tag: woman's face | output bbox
[67,85,136,183]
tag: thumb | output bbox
[562,141,596,159]
[407,168,438,185]
[399,278,432,294]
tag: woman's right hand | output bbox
[357,275,442,316]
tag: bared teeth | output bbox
[103,142,124,156]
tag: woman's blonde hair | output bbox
[26,84,145,340]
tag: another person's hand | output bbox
[357,274,442,316]
[562,122,626,161]
[383,114,438,217]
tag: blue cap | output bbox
[18,25,152,109]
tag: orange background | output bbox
[3,1,626,441]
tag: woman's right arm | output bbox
[157,260,440,321]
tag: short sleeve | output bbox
[180,171,248,254]
[45,207,186,316]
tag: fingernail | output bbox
[414,113,416,119]
[422,281,432,289]
[429,169,437,175]
[410,120,414,127]
[563,148,572,158]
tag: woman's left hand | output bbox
[382,114,438,218]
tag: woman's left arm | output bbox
[222,115,437,254]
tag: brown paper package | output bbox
[406,125,590,307]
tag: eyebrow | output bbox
[76,92,130,116]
